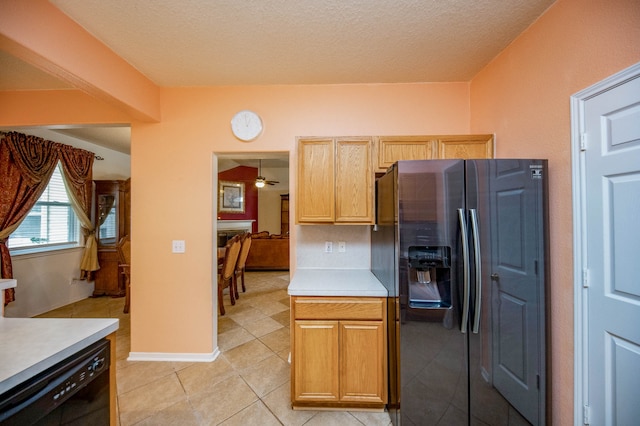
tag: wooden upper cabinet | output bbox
[335,138,373,223]
[297,134,492,224]
[437,134,494,159]
[297,138,335,223]
[375,136,437,172]
[297,137,373,224]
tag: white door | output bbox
[575,63,640,425]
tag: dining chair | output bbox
[234,232,252,297]
[116,235,131,314]
[218,235,241,316]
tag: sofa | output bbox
[245,231,290,270]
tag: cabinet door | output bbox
[297,138,335,223]
[340,321,387,404]
[293,320,340,402]
[335,138,373,223]
[376,136,437,172]
[437,134,494,159]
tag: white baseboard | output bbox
[127,347,221,362]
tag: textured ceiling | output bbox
[47,0,555,86]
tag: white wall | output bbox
[296,225,371,269]
[6,249,93,318]
[4,130,130,318]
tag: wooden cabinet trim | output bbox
[293,297,384,320]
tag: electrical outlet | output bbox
[172,240,185,253]
[324,241,333,253]
[338,241,346,252]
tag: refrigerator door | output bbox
[395,160,469,425]
[467,159,547,425]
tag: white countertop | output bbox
[288,268,388,297]
[0,317,119,394]
[0,279,17,290]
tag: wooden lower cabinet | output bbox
[291,297,387,409]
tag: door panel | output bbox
[470,159,546,425]
[584,72,640,425]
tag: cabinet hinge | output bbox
[580,133,588,151]
[583,268,589,288]
[583,404,591,425]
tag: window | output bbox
[8,163,80,252]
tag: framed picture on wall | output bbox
[218,181,245,213]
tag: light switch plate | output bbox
[338,241,346,252]
[172,240,185,253]
[324,241,333,253]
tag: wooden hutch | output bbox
[93,179,130,297]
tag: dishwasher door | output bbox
[0,338,111,426]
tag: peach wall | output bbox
[470,0,640,424]
[130,83,469,354]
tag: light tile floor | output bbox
[39,271,392,426]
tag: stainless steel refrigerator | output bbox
[371,159,549,426]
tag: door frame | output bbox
[571,61,640,425]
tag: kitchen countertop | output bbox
[0,317,119,394]
[0,279,17,290]
[288,268,387,297]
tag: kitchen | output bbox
[1,0,639,425]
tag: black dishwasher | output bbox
[0,338,110,425]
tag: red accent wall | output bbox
[217,166,259,232]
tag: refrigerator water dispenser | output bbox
[408,246,451,309]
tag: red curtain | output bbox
[1,132,94,305]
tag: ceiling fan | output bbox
[255,159,279,188]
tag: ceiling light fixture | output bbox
[255,159,279,187]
